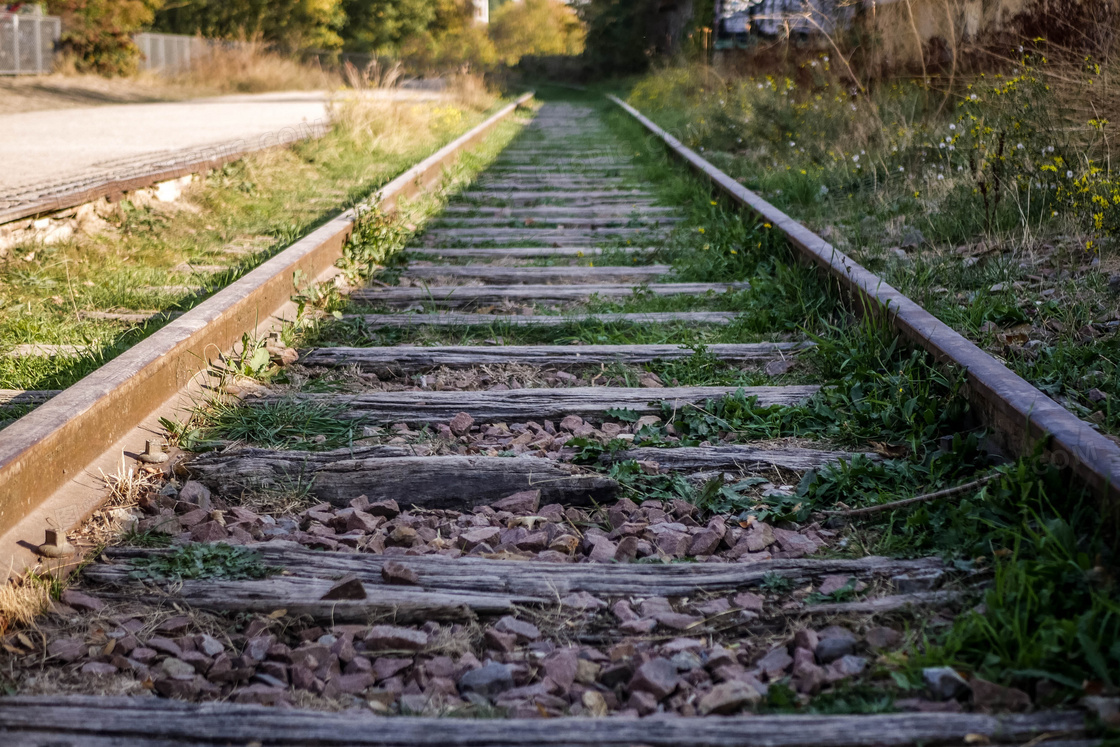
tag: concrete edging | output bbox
[0,125,330,227]
[0,92,533,548]
[610,94,1120,518]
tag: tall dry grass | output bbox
[446,72,498,113]
[170,41,339,94]
[0,573,51,634]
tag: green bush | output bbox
[48,0,164,76]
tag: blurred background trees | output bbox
[43,0,708,78]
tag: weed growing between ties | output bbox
[129,543,277,581]
[164,397,361,452]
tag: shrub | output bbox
[47,0,163,76]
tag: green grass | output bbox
[165,396,363,452]
[129,543,277,581]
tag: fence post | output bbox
[12,15,18,74]
[32,16,41,74]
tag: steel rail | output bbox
[0,93,533,567]
[610,94,1120,522]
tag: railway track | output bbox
[0,99,1110,744]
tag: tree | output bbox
[579,0,699,73]
[339,0,437,52]
[399,0,497,71]
[489,0,584,65]
[152,0,345,51]
[47,0,164,75]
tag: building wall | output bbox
[474,0,490,24]
[868,0,1030,66]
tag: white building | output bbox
[473,0,489,24]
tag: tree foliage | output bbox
[339,0,436,52]
[46,0,164,75]
[152,0,345,51]
[490,0,584,65]
[399,0,497,71]
[47,0,593,76]
[579,0,702,74]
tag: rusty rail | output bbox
[0,93,532,564]
[610,94,1120,522]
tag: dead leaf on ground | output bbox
[870,441,910,458]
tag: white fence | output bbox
[133,33,258,75]
[0,12,60,75]
[133,32,209,74]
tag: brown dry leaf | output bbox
[480,550,532,561]
[1,643,23,654]
[996,324,1032,346]
[268,608,287,619]
[509,516,547,530]
[582,690,609,717]
[1083,680,1106,696]
[870,441,910,458]
[16,632,34,649]
[964,735,990,745]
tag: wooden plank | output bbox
[0,389,62,406]
[302,343,810,375]
[428,217,681,228]
[607,444,872,472]
[351,282,750,308]
[458,190,656,200]
[401,265,670,284]
[472,181,645,191]
[409,246,657,258]
[439,206,675,216]
[98,545,946,600]
[804,591,963,616]
[84,571,523,621]
[493,157,630,165]
[185,451,617,508]
[457,197,662,207]
[0,697,1088,746]
[346,311,741,327]
[251,385,819,423]
[485,167,638,175]
[420,227,668,243]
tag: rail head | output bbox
[608,93,1120,520]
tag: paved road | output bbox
[0,91,332,197]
